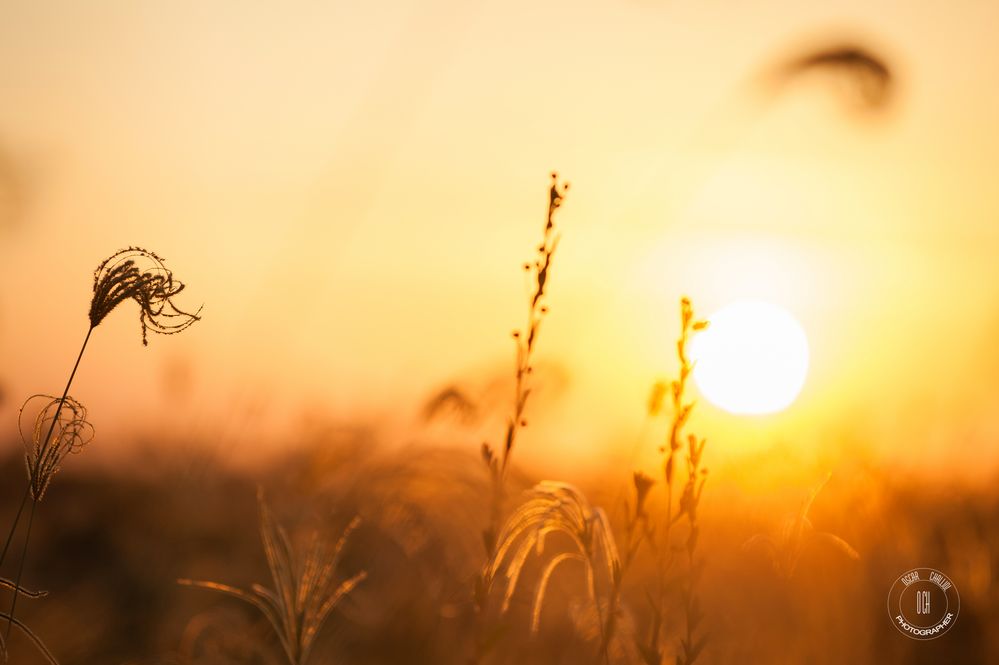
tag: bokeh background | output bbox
[0,1,997,663]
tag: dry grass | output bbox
[89,247,203,346]
[18,395,93,503]
[479,295,711,665]
[743,473,860,579]
[484,481,619,637]
[610,297,709,665]
[179,491,366,665]
[664,299,710,665]
[479,171,569,557]
[458,177,718,665]
[473,173,568,661]
[2,186,995,665]
[1,247,200,662]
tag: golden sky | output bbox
[1,0,998,476]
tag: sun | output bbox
[690,300,809,415]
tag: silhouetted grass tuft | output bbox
[744,473,860,579]
[1,246,201,659]
[90,246,202,345]
[473,173,568,662]
[180,490,366,665]
[484,481,619,636]
[19,394,93,502]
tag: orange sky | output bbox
[2,0,999,477]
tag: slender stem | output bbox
[598,589,617,665]
[649,301,701,657]
[4,326,93,638]
[34,326,94,469]
[0,486,30,569]
[473,178,565,665]
[5,499,36,641]
[584,559,608,665]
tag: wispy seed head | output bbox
[89,247,202,345]
[19,394,94,501]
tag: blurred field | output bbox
[1,423,995,665]
[2,2,999,663]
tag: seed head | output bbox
[19,394,94,501]
[632,471,656,514]
[89,247,202,345]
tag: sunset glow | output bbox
[2,2,998,662]
[691,300,809,415]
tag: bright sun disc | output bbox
[690,300,809,415]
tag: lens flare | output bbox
[690,300,809,415]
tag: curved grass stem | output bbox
[5,500,36,641]
[32,327,94,472]
[0,486,30,570]
[4,326,93,638]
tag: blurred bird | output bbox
[764,42,896,112]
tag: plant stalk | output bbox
[33,326,94,469]
[5,500,35,641]
[4,326,93,637]
[0,487,30,569]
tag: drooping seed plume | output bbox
[89,247,202,345]
[19,394,94,502]
[485,481,619,635]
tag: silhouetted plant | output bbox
[640,298,709,665]
[473,173,568,661]
[480,172,568,556]
[484,482,619,638]
[89,247,201,345]
[0,607,57,664]
[596,470,656,664]
[180,491,366,665]
[744,473,860,579]
[0,246,201,654]
[0,579,50,662]
[19,395,94,502]
[479,298,711,665]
